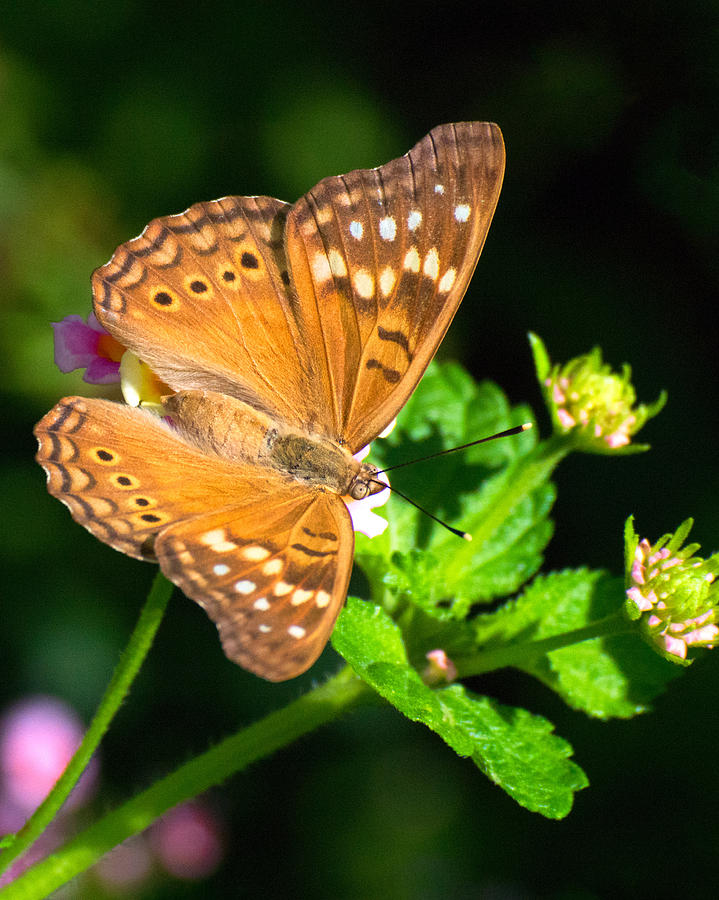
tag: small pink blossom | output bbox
[151,801,224,881]
[423,649,458,684]
[0,696,98,815]
[52,312,125,384]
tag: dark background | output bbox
[2,1,718,896]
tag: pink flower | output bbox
[423,649,458,684]
[52,312,125,384]
[151,801,224,881]
[530,334,665,454]
[0,696,98,815]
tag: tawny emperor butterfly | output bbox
[35,122,505,681]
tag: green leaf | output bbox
[528,331,551,382]
[333,598,587,818]
[333,597,474,755]
[474,569,680,718]
[435,686,588,818]
[357,362,553,618]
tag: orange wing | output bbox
[285,121,505,451]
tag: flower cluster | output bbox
[625,518,719,662]
[530,334,665,453]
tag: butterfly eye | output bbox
[348,480,370,501]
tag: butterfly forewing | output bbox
[285,121,505,451]
[92,196,330,430]
[156,492,353,681]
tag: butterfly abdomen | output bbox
[163,389,359,495]
[163,390,278,461]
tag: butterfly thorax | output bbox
[164,389,382,500]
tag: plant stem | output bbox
[0,665,371,899]
[455,612,633,677]
[0,571,174,881]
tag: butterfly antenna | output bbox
[376,423,532,474]
[371,423,532,541]
[372,479,472,541]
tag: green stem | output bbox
[455,612,633,677]
[0,571,174,881]
[0,666,371,899]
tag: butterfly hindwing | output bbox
[284,121,505,451]
[34,396,354,680]
[156,492,353,681]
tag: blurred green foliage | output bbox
[2,1,718,896]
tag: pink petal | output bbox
[627,586,652,611]
[84,356,121,384]
[662,635,687,659]
[52,315,102,372]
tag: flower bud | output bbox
[530,334,665,453]
[624,517,719,662]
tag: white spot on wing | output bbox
[379,216,396,241]
[213,564,230,576]
[434,184,445,194]
[274,581,293,596]
[242,545,270,561]
[311,252,331,282]
[258,624,272,633]
[379,266,396,297]
[407,210,422,231]
[438,268,457,292]
[349,220,363,240]
[403,247,420,273]
[353,268,375,299]
[423,247,440,280]
[291,588,313,606]
[454,203,471,222]
[316,590,331,608]
[253,597,270,611]
[288,625,306,639]
[234,579,256,594]
[327,248,348,277]
[262,558,283,576]
[201,529,238,553]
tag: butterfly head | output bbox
[347,463,386,501]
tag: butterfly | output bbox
[34,122,505,681]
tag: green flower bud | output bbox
[529,334,665,454]
[624,517,719,663]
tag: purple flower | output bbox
[52,312,125,384]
